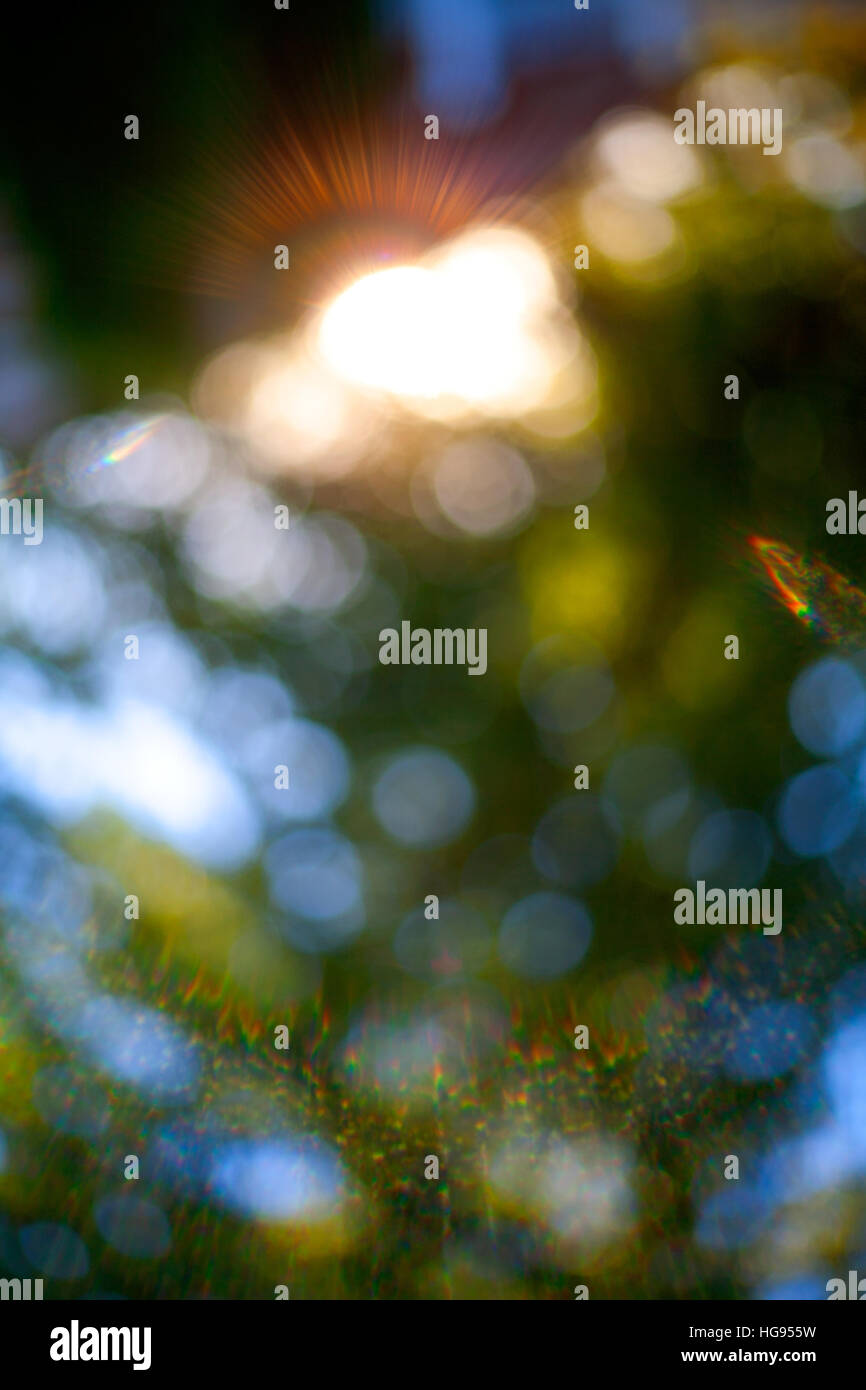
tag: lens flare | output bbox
[749,535,866,645]
[1,414,171,499]
[88,415,168,471]
[315,227,576,420]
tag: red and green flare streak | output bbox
[749,535,866,647]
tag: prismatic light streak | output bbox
[749,534,866,646]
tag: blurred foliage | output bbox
[0,1,866,1302]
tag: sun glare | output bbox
[315,228,570,418]
[194,224,594,473]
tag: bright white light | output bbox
[319,266,442,399]
[595,111,704,202]
[316,228,573,419]
[46,411,211,517]
[421,437,536,537]
[0,656,260,869]
[0,524,107,656]
[787,134,865,209]
[245,350,374,477]
[434,227,557,318]
[687,64,779,118]
[581,182,679,265]
[182,480,367,614]
[101,700,259,866]
[195,225,589,459]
